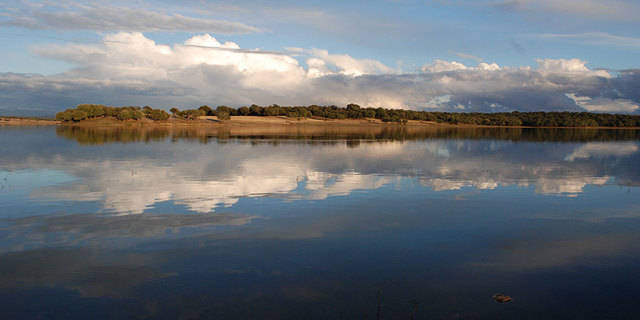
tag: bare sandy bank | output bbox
[60,116,443,128]
[3,116,639,130]
[0,117,59,126]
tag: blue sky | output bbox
[1,0,639,115]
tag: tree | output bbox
[147,109,170,121]
[170,107,179,116]
[249,104,264,116]
[346,104,361,111]
[116,109,134,120]
[71,109,88,121]
[199,105,213,116]
[217,106,234,116]
[237,106,250,115]
[56,109,74,121]
[363,109,376,118]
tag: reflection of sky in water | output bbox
[1,128,639,216]
[1,127,640,319]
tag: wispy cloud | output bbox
[0,2,260,34]
[530,32,640,48]
[489,0,639,21]
[454,52,484,63]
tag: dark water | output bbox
[1,126,640,319]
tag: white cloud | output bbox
[535,58,611,78]
[305,49,395,76]
[422,60,501,73]
[477,62,501,71]
[421,60,468,73]
[536,58,587,73]
[288,48,395,77]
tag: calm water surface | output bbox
[1,126,640,319]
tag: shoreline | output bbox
[2,116,640,130]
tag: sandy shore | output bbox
[2,115,639,130]
[0,117,60,126]
[55,116,443,128]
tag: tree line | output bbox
[56,105,170,122]
[56,103,640,127]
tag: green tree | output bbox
[116,109,134,120]
[71,109,88,121]
[199,105,213,116]
[237,106,250,115]
[148,109,170,121]
[56,109,74,121]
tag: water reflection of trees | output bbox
[56,125,640,145]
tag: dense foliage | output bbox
[56,104,169,122]
[56,103,640,127]
[191,103,640,127]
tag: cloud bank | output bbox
[1,32,639,115]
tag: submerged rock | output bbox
[493,293,513,303]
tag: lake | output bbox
[1,125,640,319]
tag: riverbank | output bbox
[2,115,640,129]
[0,116,59,126]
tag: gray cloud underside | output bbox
[2,68,639,116]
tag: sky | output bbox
[0,0,639,115]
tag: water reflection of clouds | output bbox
[564,142,639,161]
[3,139,639,214]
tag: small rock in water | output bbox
[492,293,512,303]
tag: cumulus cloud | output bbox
[296,48,395,76]
[1,32,639,115]
[421,60,469,73]
[536,58,589,73]
[0,2,260,34]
